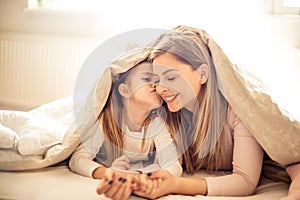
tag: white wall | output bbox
[0,0,299,116]
[0,0,112,38]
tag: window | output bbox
[27,0,102,12]
[272,0,300,15]
[283,0,300,7]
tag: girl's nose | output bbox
[151,74,160,88]
[151,82,157,88]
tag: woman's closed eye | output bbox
[166,74,179,81]
[167,77,176,81]
[164,71,180,82]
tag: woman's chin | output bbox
[167,104,181,112]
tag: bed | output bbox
[0,159,290,200]
[0,162,289,200]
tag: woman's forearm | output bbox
[286,163,300,198]
[173,176,207,196]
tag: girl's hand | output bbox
[96,168,136,200]
[111,155,130,171]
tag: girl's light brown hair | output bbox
[97,61,153,166]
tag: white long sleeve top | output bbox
[69,117,182,178]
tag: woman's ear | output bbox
[197,64,208,84]
[118,83,130,98]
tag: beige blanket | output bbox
[201,30,300,166]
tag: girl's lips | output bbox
[150,88,156,92]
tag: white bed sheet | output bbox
[0,164,289,200]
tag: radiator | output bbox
[0,32,99,110]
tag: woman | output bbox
[132,26,300,199]
[70,58,182,200]
[96,25,300,199]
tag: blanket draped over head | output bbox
[197,29,300,167]
[0,26,299,171]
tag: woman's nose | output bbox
[155,83,167,94]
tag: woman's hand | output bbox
[96,168,137,200]
[133,170,207,198]
[133,170,178,199]
[132,173,162,194]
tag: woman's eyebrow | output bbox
[162,69,178,75]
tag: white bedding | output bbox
[0,164,288,200]
[0,96,81,171]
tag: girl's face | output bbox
[123,62,162,112]
[153,52,202,112]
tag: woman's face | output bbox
[153,52,202,112]
[124,62,163,112]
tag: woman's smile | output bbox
[164,93,179,102]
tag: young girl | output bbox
[69,60,182,199]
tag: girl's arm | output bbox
[69,142,105,178]
[69,122,108,179]
[71,142,136,200]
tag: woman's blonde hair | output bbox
[148,25,228,173]
[96,61,153,166]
